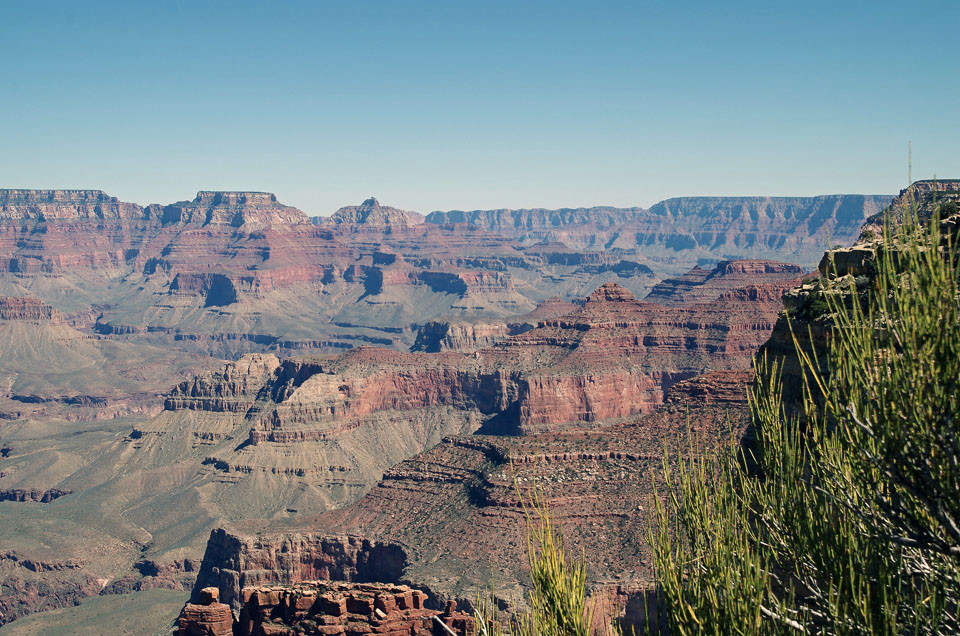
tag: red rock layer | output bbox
[222,582,473,636]
[192,531,409,610]
[643,259,804,306]
[190,369,754,622]
[176,586,233,636]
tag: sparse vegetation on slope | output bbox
[652,197,960,634]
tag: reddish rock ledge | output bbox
[176,582,474,636]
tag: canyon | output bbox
[0,186,895,632]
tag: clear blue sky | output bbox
[2,1,957,215]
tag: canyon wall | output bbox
[0,185,896,630]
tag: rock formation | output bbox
[644,260,806,305]
[188,367,754,625]
[176,581,473,636]
[325,197,426,229]
[0,189,886,360]
[0,186,893,630]
[425,195,891,262]
[176,586,233,636]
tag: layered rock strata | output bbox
[177,581,473,636]
[0,189,887,359]
[189,368,753,625]
[176,586,234,636]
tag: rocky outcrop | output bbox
[218,582,474,636]
[411,321,519,353]
[0,551,83,572]
[327,198,425,229]
[0,488,71,503]
[192,531,409,610]
[176,586,234,636]
[411,297,577,354]
[164,354,281,412]
[425,195,891,264]
[169,272,241,307]
[0,189,145,220]
[425,206,643,231]
[862,179,960,230]
[643,194,891,263]
[0,297,63,322]
[761,179,960,407]
[0,574,107,626]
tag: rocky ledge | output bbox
[176,582,473,636]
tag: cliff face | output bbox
[644,194,890,261]
[425,206,644,231]
[189,367,754,623]
[192,530,409,610]
[425,195,891,263]
[644,259,805,305]
[155,191,310,228]
[410,297,577,353]
[0,189,886,360]
[861,179,960,230]
[0,189,145,221]
[0,297,63,322]
[164,354,281,413]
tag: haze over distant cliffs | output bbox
[0,188,888,358]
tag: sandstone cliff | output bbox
[426,195,891,263]
[0,189,145,221]
[155,191,310,228]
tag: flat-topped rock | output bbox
[0,188,145,220]
[194,191,280,206]
[0,189,114,204]
[211,581,472,636]
[645,259,805,306]
[156,191,309,228]
[715,259,804,276]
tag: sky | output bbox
[1,1,958,216]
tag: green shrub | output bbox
[474,476,627,636]
[652,207,960,634]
